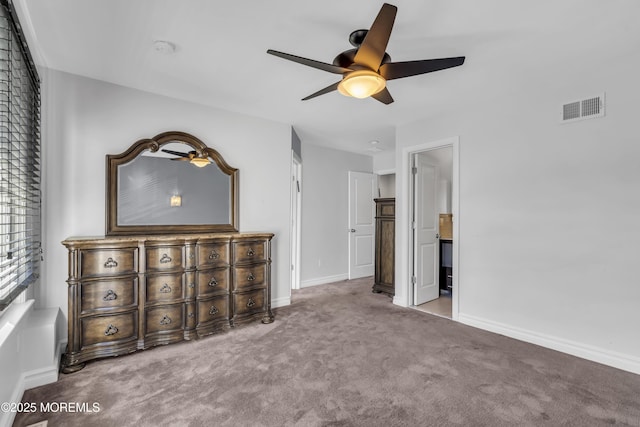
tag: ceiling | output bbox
[14,0,638,155]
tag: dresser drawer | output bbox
[146,245,183,271]
[233,264,267,290]
[81,312,138,347]
[197,296,229,325]
[197,268,229,296]
[79,248,137,278]
[233,288,266,317]
[146,273,183,303]
[145,304,184,334]
[232,240,268,264]
[80,278,137,313]
[197,242,230,268]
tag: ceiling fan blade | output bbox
[379,56,465,80]
[267,49,352,74]
[371,87,394,105]
[161,148,190,158]
[353,3,397,71]
[302,81,341,101]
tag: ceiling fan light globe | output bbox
[190,157,211,168]
[338,70,386,99]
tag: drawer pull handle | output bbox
[208,278,218,287]
[247,273,255,282]
[160,283,172,293]
[103,289,118,301]
[104,257,118,268]
[159,254,172,264]
[209,250,219,260]
[189,253,195,260]
[104,324,119,336]
[160,315,172,325]
[209,306,219,315]
[247,298,256,308]
[188,312,195,318]
[189,282,195,289]
[247,248,255,257]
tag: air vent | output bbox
[561,93,605,123]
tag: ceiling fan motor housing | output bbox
[333,47,391,71]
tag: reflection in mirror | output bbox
[106,131,238,235]
[117,143,231,226]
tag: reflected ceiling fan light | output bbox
[337,70,386,99]
[190,157,211,168]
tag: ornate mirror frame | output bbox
[106,131,238,235]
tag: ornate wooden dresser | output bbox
[61,232,273,373]
[373,198,395,296]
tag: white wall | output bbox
[395,54,640,373]
[300,143,372,286]
[38,69,293,325]
[420,148,452,213]
[373,150,395,174]
[378,174,395,198]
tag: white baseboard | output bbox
[2,360,60,427]
[23,340,64,390]
[271,296,291,309]
[23,365,59,391]
[2,376,25,427]
[301,273,348,288]
[458,313,640,375]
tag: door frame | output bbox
[290,151,302,290]
[395,136,460,320]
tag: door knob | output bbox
[349,229,356,233]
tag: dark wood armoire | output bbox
[373,198,395,296]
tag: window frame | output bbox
[0,0,41,311]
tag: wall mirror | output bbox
[106,131,238,235]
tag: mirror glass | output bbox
[106,132,238,235]
[117,143,231,226]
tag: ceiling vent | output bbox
[561,93,605,123]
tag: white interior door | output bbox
[348,171,375,279]
[414,154,440,305]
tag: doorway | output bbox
[398,137,459,320]
[290,152,302,291]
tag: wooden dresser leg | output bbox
[61,362,86,374]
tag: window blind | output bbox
[0,0,40,310]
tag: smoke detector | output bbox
[152,40,176,55]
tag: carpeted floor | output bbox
[14,277,640,426]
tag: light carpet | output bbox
[14,277,640,426]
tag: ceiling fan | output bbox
[266,3,465,104]
[161,148,211,168]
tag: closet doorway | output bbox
[290,153,302,291]
[408,140,458,319]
